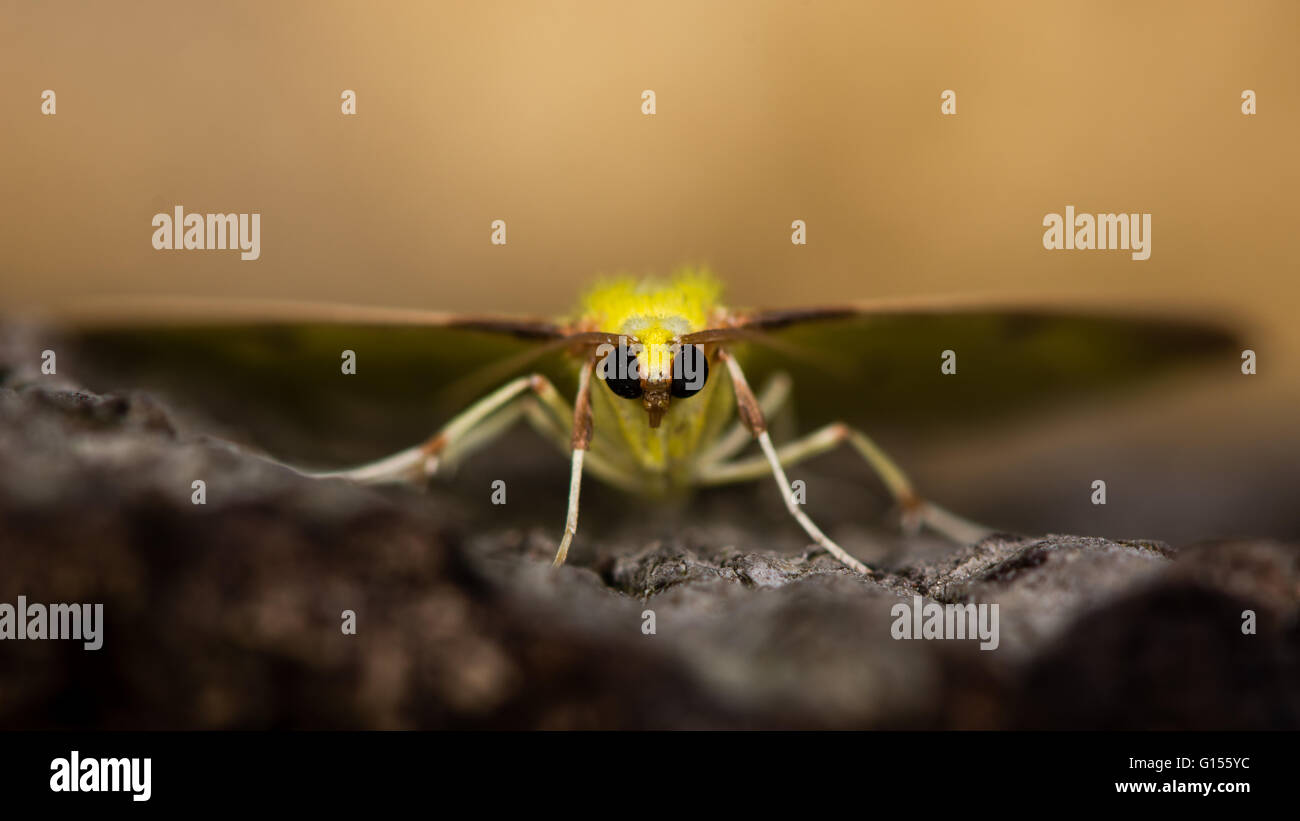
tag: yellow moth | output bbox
[54,268,1237,574]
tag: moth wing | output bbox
[724,294,1243,439]
[40,297,577,464]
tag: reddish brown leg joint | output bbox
[718,349,767,436]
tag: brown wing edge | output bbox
[721,292,1248,345]
[34,295,566,340]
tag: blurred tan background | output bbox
[2,0,1297,541]
[3,1,1296,324]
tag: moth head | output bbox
[596,336,710,428]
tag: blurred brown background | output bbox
[2,0,1297,542]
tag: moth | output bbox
[49,269,1237,574]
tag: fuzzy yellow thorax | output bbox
[575,268,723,347]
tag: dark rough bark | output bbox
[0,361,1296,729]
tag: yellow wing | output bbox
[41,296,577,465]
[708,294,1243,438]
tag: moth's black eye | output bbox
[671,344,709,398]
[599,346,643,399]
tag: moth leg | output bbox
[696,371,793,467]
[696,421,991,546]
[837,428,991,544]
[552,359,597,568]
[308,374,567,484]
[715,351,872,575]
[695,423,845,485]
[436,401,528,472]
[520,399,643,494]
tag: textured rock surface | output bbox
[1,366,1297,729]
